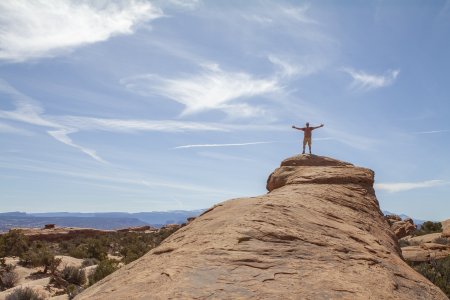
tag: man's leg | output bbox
[302,139,306,154]
[308,139,312,154]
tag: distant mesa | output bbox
[76,154,447,300]
[5,224,179,243]
[0,210,203,233]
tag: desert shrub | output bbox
[66,284,84,299]
[1,259,19,290]
[0,270,19,290]
[81,258,99,267]
[19,244,59,274]
[67,239,107,260]
[5,287,44,300]
[435,237,450,245]
[119,234,149,264]
[68,244,88,259]
[415,221,442,236]
[85,239,108,261]
[0,230,29,257]
[116,229,178,264]
[60,266,86,286]
[409,256,450,297]
[88,259,119,286]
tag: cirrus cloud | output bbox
[0,0,163,62]
[375,180,449,193]
[343,68,400,91]
[120,63,280,118]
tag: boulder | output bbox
[385,216,416,240]
[442,219,450,238]
[400,232,443,245]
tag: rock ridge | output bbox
[76,154,447,300]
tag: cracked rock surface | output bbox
[76,155,447,300]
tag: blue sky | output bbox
[0,0,449,220]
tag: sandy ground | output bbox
[0,256,85,300]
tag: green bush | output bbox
[66,238,108,260]
[81,258,99,267]
[415,221,442,236]
[410,256,450,297]
[61,266,86,286]
[119,235,149,264]
[68,244,88,259]
[0,230,29,257]
[0,269,19,290]
[5,287,44,300]
[88,259,119,286]
[85,239,108,261]
[66,284,83,299]
[19,244,59,274]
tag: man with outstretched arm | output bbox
[292,122,324,154]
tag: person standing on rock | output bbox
[292,122,324,154]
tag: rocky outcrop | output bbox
[385,215,416,239]
[76,155,447,300]
[402,243,450,262]
[401,232,443,245]
[442,219,450,238]
[399,233,450,262]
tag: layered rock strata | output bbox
[77,155,447,300]
[385,215,416,239]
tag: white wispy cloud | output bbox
[0,122,32,135]
[121,63,280,118]
[0,80,285,162]
[172,141,274,149]
[0,0,162,62]
[0,80,108,162]
[413,129,450,135]
[278,4,316,24]
[164,0,201,10]
[242,3,316,25]
[343,68,400,91]
[375,180,449,193]
[47,129,107,164]
[268,55,301,78]
[268,54,325,78]
[48,116,231,133]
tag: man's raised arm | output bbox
[312,124,324,130]
[292,125,305,131]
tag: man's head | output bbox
[306,122,309,127]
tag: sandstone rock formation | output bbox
[402,243,450,262]
[76,155,447,300]
[399,232,450,262]
[442,219,450,238]
[401,232,443,245]
[385,215,416,239]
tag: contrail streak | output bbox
[172,141,274,149]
